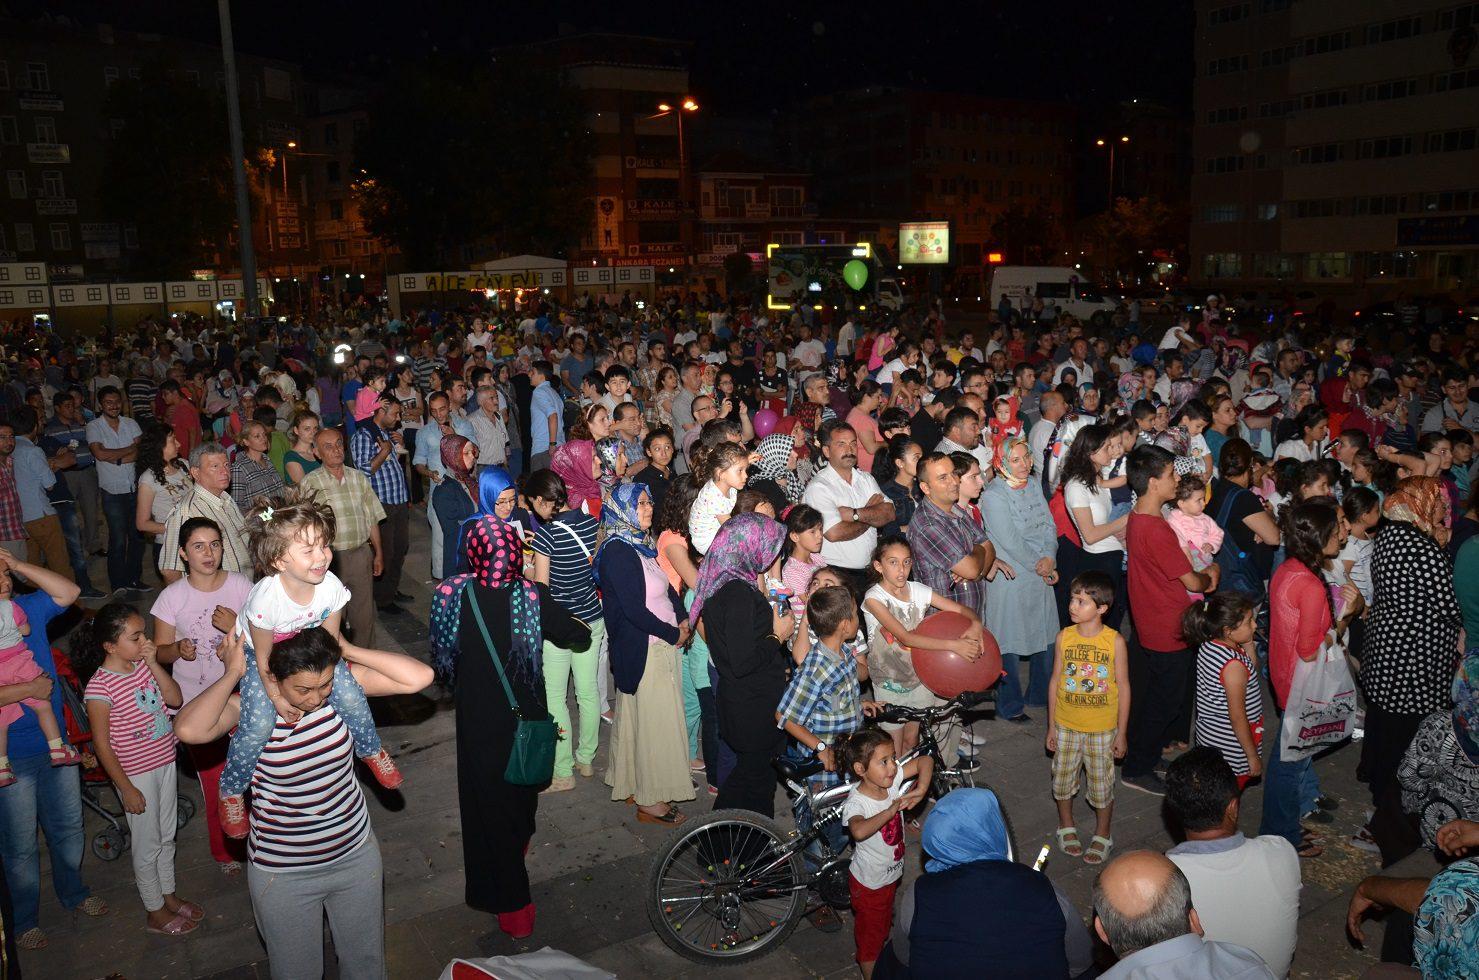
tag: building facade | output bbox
[1191,0,1479,297]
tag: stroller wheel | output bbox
[91,827,127,862]
[177,795,196,830]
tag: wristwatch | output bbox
[814,740,829,754]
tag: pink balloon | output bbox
[752,408,780,439]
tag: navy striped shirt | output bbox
[532,511,603,622]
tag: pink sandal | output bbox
[0,763,14,788]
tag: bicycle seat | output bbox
[774,755,825,783]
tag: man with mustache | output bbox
[802,421,895,595]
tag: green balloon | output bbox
[843,259,869,291]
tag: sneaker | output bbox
[1004,713,1032,724]
[964,730,987,747]
[220,795,249,839]
[541,775,575,794]
[1122,773,1168,797]
[79,587,106,600]
[49,744,82,767]
[954,755,982,773]
[362,749,404,790]
[1316,795,1341,812]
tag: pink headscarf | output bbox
[551,440,600,509]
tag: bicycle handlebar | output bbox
[873,688,996,725]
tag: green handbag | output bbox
[469,590,558,786]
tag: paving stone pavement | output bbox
[18,506,1389,978]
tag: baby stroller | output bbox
[51,646,197,862]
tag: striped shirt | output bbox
[1195,641,1265,777]
[531,511,602,622]
[248,705,370,871]
[126,377,156,421]
[83,663,178,776]
[349,420,408,505]
[0,458,24,541]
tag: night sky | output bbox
[36,0,1195,114]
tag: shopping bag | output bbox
[1278,632,1358,761]
[439,947,616,980]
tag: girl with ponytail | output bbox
[1182,592,1264,787]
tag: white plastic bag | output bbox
[1278,632,1358,761]
[437,947,615,980]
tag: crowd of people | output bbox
[0,287,1475,977]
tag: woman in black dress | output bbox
[429,516,590,939]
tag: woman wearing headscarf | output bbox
[747,432,803,512]
[455,467,517,571]
[874,788,1091,980]
[980,436,1060,723]
[1361,477,1463,842]
[597,483,694,825]
[694,513,796,817]
[551,439,602,518]
[431,434,479,581]
[428,519,590,939]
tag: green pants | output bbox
[543,617,605,778]
[681,638,712,758]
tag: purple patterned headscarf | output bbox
[688,513,788,626]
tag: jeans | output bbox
[53,502,94,591]
[102,489,145,590]
[0,751,91,932]
[542,617,603,779]
[219,646,383,797]
[997,649,1051,720]
[1260,733,1312,849]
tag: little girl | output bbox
[986,395,1023,462]
[79,603,202,935]
[861,536,985,760]
[839,729,929,979]
[0,573,80,784]
[1338,487,1380,611]
[781,505,828,623]
[1165,474,1223,599]
[689,441,750,555]
[1182,593,1264,788]
[352,367,388,422]
[217,493,402,839]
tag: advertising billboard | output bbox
[899,221,950,265]
[767,243,873,310]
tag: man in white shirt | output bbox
[1053,337,1093,385]
[85,386,145,595]
[802,422,894,584]
[1164,749,1299,978]
[836,317,857,358]
[935,405,993,475]
[469,386,508,470]
[1028,391,1069,484]
[792,326,826,370]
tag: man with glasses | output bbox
[1423,366,1479,434]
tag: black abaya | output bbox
[455,581,589,914]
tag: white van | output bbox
[990,266,1117,326]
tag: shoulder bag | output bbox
[468,588,559,786]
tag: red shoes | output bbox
[496,903,536,939]
[220,794,249,839]
[362,749,403,790]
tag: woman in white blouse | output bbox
[134,422,190,576]
[1056,423,1128,625]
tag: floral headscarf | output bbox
[440,434,478,504]
[429,517,542,688]
[594,483,657,587]
[752,433,800,503]
[994,435,1031,489]
[594,436,624,492]
[551,439,600,508]
[688,513,788,625]
[1383,475,1451,538]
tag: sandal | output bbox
[17,928,45,950]
[145,911,199,936]
[1055,827,1083,857]
[172,900,204,922]
[1296,839,1325,858]
[1084,835,1113,865]
[49,744,81,767]
[0,762,13,789]
[219,861,243,877]
[636,805,686,826]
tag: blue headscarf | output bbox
[921,788,1011,872]
[594,483,656,587]
[476,466,516,518]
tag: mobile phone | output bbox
[1032,844,1050,872]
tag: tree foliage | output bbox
[99,63,264,278]
[1087,196,1186,274]
[355,55,594,267]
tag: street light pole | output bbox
[218,0,257,317]
[1095,135,1130,205]
[656,98,699,273]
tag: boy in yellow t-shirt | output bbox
[1045,571,1130,866]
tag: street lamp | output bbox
[654,98,699,271]
[1094,135,1130,203]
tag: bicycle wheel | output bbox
[647,808,808,964]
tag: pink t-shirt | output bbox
[353,387,382,422]
[641,553,678,628]
[847,407,883,473]
[150,572,254,705]
[83,663,178,776]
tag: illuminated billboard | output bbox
[899,221,950,265]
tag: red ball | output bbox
[908,611,1003,699]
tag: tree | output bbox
[1087,196,1185,276]
[99,63,266,278]
[355,55,594,267]
[722,252,754,295]
[989,204,1062,265]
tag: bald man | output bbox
[1094,850,1275,979]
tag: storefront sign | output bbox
[625,156,678,170]
[625,199,684,215]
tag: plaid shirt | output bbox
[229,451,285,513]
[0,458,26,541]
[158,486,251,575]
[907,495,990,620]
[349,420,408,505]
[776,640,863,786]
[299,464,388,550]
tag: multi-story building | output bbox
[0,13,309,279]
[529,33,697,278]
[301,80,392,299]
[787,87,1078,275]
[1191,0,1479,297]
[694,151,815,273]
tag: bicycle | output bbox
[645,688,1017,964]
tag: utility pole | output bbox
[218,0,257,317]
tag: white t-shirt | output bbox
[836,321,857,356]
[1273,438,1322,462]
[1063,480,1122,554]
[842,766,910,889]
[793,340,826,369]
[876,357,909,385]
[689,481,737,555]
[1339,534,1374,604]
[862,581,934,639]
[236,571,352,645]
[803,465,884,570]
[1168,835,1301,979]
